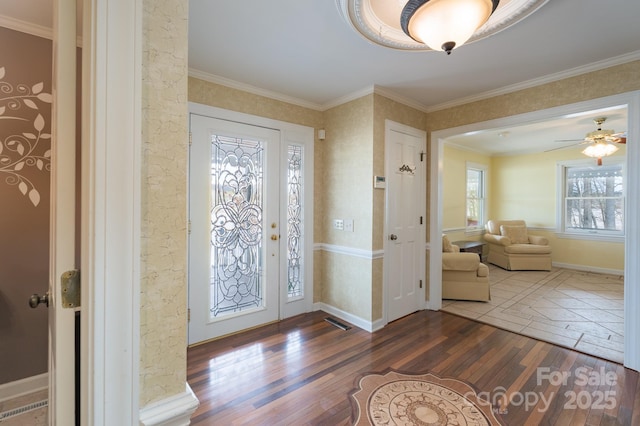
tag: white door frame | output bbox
[49,0,77,423]
[383,120,426,324]
[188,102,315,335]
[429,91,640,371]
[80,0,141,423]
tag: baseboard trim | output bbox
[139,383,199,426]
[313,303,386,332]
[553,262,624,277]
[0,373,48,403]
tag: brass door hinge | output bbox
[61,269,80,308]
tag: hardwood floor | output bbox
[187,310,640,425]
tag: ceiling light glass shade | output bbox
[401,0,500,54]
[582,142,619,158]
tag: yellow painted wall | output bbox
[488,145,625,271]
[442,145,491,242]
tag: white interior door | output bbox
[188,115,281,344]
[49,0,77,423]
[385,121,426,323]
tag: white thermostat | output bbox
[374,176,386,189]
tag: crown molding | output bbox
[0,13,83,46]
[188,68,325,111]
[373,85,429,113]
[0,13,52,39]
[426,49,640,113]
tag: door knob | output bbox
[271,234,279,240]
[389,234,398,240]
[29,292,49,309]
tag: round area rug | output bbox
[350,371,502,425]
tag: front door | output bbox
[188,112,312,345]
[384,121,426,323]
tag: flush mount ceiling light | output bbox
[401,0,500,54]
[337,0,550,52]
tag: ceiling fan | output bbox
[548,117,627,165]
[556,117,627,145]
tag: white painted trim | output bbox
[0,14,52,39]
[426,50,640,113]
[0,13,83,46]
[139,384,199,426]
[623,92,640,371]
[315,243,384,260]
[50,0,78,423]
[432,91,640,372]
[0,374,48,403]
[80,0,142,423]
[552,262,623,277]
[313,303,384,332]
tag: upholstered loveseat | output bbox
[442,236,490,302]
[483,220,552,271]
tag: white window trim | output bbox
[555,158,625,243]
[465,162,488,235]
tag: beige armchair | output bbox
[484,220,552,271]
[442,235,490,302]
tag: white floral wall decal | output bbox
[0,66,52,207]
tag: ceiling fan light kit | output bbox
[582,142,619,166]
[401,0,500,54]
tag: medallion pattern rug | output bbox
[350,370,503,425]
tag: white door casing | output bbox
[429,92,640,371]
[384,120,426,323]
[188,104,314,345]
[49,0,77,423]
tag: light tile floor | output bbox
[441,265,624,363]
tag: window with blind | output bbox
[559,160,624,237]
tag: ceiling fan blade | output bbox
[545,143,583,152]
[554,138,586,143]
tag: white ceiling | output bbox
[1,0,638,154]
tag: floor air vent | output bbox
[325,317,351,330]
[0,399,48,421]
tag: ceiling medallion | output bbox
[336,0,550,51]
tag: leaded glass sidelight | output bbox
[287,144,304,300]
[210,135,265,318]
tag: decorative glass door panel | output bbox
[286,144,303,301]
[211,135,265,318]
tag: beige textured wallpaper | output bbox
[139,0,189,406]
[323,96,374,250]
